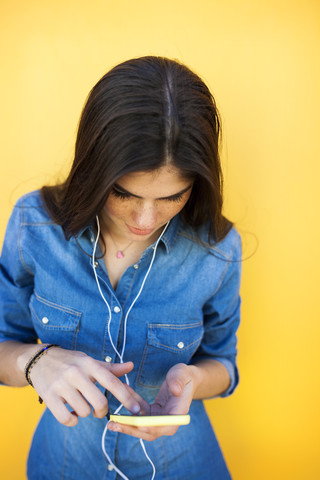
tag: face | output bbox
[102,165,193,242]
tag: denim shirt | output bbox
[0,191,241,480]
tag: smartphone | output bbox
[109,414,190,427]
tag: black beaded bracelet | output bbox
[24,344,59,389]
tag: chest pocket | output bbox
[136,322,203,389]
[29,293,81,350]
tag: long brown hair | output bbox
[41,56,232,243]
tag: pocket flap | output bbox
[148,322,203,353]
[30,293,81,331]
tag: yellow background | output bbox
[1,1,319,478]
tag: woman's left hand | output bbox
[107,363,197,441]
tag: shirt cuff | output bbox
[214,358,239,397]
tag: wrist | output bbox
[24,344,60,388]
[186,364,204,398]
[188,360,231,399]
[16,344,45,380]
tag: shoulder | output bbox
[208,227,242,261]
[15,190,44,209]
[13,190,52,225]
[179,220,241,262]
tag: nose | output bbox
[132,202,157,228]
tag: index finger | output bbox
[93,364,142,414]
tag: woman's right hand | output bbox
[28,346,142,427]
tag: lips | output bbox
[126,224,155,236]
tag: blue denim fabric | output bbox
[0,191,242,480]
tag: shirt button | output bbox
[41,317,49,324]
[94,261,99,268]
[113,306,121,313]
[133,264,139,270]
[107,465,114,471]
[90,236,95,243]
[177,341,184,349]
[105,356,112,363]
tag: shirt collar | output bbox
[74,214,182,255]
[74,220,96,242]
[159,214,181,254]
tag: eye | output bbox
[165,193,184,203]
[111,188,131,200]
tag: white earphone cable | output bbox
[92,217,170,479]
[92,217,123,364]
[119,221,170,361]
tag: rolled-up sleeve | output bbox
[191,234,242,397]
[0,200,36,344]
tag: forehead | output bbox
[116,166,191,198]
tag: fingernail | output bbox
[131,404,141,414]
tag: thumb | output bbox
[166,364,191,396]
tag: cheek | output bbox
[104,198,128,219]
[160,200,189,221]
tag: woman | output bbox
[0,56,241,479]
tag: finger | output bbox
[107,422,155,441]
[62,386,92,418]
[45,363,108,419]
[65,371,109,418]
[107,422,178,441]
[91,390,109,418]
[45,394,79,427]
[80,358,141,413]
[93,366,141,414]
[100,361,135,378]
[166,364,191,396]
[123,384,150,415]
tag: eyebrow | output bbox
[113,183,193,200]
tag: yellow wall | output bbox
[1,1,319,478]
